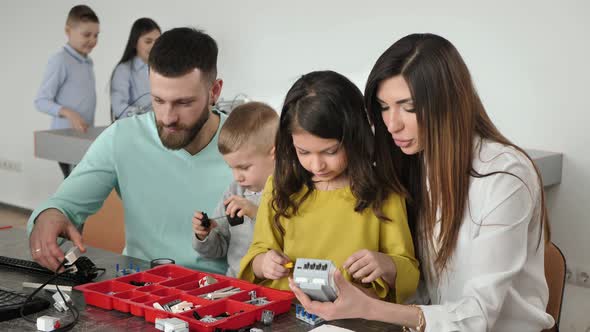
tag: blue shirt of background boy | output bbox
[34,44,96,130]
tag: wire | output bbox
[53,283,79,332]
[19,258,85,330]
[19,259,68,323]
[111,92,152,122]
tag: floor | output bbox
[0,203,31,230]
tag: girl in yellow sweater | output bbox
[238,70,419,303]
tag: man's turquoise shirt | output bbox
[27,112,232,273]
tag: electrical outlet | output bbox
[568,263,590,288]
[0,158,22,172]
[577,267,590,288]
[566,266,575,284]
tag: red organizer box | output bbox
[74,264,294,332]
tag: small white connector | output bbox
[155,317,188,332]
[170,301,193,313]
[64,247,81,266]
[52,292,72,312]
[36,316,61,331]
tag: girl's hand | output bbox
[224,195,258,219]
[343,249,397,284]
[192,211,217,240]
[256,249,291,280]
[289,269,373,321]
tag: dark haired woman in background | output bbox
[110,18,160,121]
[290,34,555,332]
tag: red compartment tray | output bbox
[74,264,294,331]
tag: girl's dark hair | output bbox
[116,18,160,66]
[271,70,405,234]
[365,33,550,276]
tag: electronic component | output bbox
[153,302,165,311]
[155,317,189,332]
[198,286,242,300]
[150,258,175,268]
[200,315,218,323]
[153,300,197,313]
[0,286,50,322]
[261,309,274,325]
[63,246,81,266]
[224,203,244,226]
[22,282,72,292]
[0,255,99,284]
[115,262,140,277]
[36,316,61,331]
[201,209,244,229]
[170,301,194,313]
[52,291,72,312]
[295,304,324,326]
[293,258,338,302]
[198,275,218,287]
[201,212,212,229]
[244,290,271,306]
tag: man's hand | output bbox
[224,195,258,219]
[29,208,86,272]
[60,108,88,133]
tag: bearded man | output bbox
[28,28,233,274]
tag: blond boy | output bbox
[192,102,278,277]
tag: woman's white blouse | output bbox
[418,138,555,332]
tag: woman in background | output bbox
[110,18,160,121]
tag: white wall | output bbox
[1,0,589,329]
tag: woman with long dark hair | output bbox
[290,34,555,331]
[110,18,160,121]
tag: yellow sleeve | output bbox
[237,177,284,283]
[378,194,420,303]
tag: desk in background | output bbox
[0,228,402,331]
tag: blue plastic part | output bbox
[295,303,324,326]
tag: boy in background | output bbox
[34,5,99,178]
[192,102,278,277]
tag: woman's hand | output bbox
[289,269,375,321]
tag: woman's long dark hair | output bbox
[109,18,160,121]
[116,18,160,66]
[365,33,550,276]
[271,70,406,234]
[110,18,160,87]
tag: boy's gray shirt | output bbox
[192,181,262,277]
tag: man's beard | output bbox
[156,104,210,150]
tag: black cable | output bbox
[19,271,66,323]
[19,259,84,330]
[19,259,69,323]
[53,283,79,332]
[112,92,152,122]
